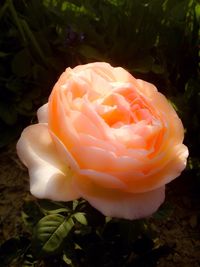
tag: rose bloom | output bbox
[17,62,188,220]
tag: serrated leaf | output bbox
[33,214,74,256]
[73,212,87,225]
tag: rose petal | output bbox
[74,174,165,219]
[73,62,116,82]
[71,145,142,172]
[74,68,114,96]
[49,87,79,149]
[16,123,80,201]
[37,103,48,123]
[50,131,80,171]
[136,79,158,97]
[70,110,103,139]
[122,143,189,193]
[86,187,165,220]
[79,169,127,189]
[79,133,117,153]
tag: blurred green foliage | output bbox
[0,0,199,171]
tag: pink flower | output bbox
[17,62,188,219]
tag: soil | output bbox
[0,143,200,267]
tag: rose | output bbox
[17,62,188,220]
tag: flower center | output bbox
[97,87,154,128]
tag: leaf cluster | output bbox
[0,199,172,267]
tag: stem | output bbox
[7,0,27,43]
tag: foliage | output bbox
[0,199,172,267]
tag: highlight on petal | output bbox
[16,123,80,201]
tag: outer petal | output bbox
[37,103,48,123]
[74,174,165,219]
[16,123,80,201]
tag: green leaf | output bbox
[38,199,71,215]
[33,214,74,256]
[73,212,87,225]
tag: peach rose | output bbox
[17,62,188,219]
